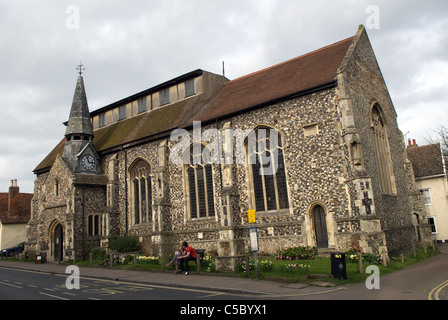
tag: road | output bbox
[0,244,447,302]
[0,266,259,301]
[287,244,448,300]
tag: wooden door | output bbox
[313,205,328,248]
[54,224,63,262]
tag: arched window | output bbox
[130,159,152,224]
[371,104,396,194]
[185,143,215,219]
[246,127,289,212]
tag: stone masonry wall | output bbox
[98,86,352,257]
[340,28,418,252]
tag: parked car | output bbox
[1,242,25,257]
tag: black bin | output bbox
[331,252,347,280]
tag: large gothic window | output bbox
[130,159,152,224]
[185,143,215,219]
[246,127,289,212]
[371,104,396,194]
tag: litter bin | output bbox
[331,252,347,280]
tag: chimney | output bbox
[407,138,418,149]
[8,179,20,216]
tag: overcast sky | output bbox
[1,0,447,193]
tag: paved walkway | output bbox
[1,243,446,299]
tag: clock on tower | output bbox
[81,155,95,171]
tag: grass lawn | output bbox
[238,246,440,285]
[70,245,440,286]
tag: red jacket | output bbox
[185,246,197,258]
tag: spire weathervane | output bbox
[76,62,85,76]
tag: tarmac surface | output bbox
[0,243,447,300]
[0,258,328,298]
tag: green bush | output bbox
[91,247,107,260]
[108,234,139,253]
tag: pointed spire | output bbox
[65,75,93,137]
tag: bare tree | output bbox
[426,125,448,158]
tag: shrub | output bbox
[91,247,106,260]
[277,246,318,260]
[108,234,139,253]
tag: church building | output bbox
[26,26,429,263]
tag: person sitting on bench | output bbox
[177,241,197,275]
[165,241,184,273]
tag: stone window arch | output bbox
[246,126,289,212]
[184,143,215,219]
[371,103,396,194]
[129,158,153,224]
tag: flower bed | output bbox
[277,246,318,260]
[136,255,160,265]
[345,249,383,265]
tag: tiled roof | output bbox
[194,36,354,123]
[407,143,445,178]
[0,192,33,224]
[34,34,356,173]
[34,95,206,173]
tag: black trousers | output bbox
[179,256,196,271]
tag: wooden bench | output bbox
[195,249,205,262]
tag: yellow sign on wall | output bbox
[248,209,255,223]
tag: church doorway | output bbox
[313,205,328,248]
[54,224,63,262]
[49,220,64,262]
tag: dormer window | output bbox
[118,105,126,120]
[160,88,170,106]
[138,97,147,113]
[185,79,195,97]
[99,113,106,127]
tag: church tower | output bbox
[62,65,101,174]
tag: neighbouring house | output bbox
[0,180,33,250]
[407,139,448,243]
[26,25,430,265]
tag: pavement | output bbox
[0,258,339,298]
[0,243,446,299]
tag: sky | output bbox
[0,0,447,193]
